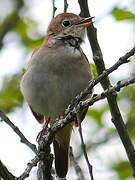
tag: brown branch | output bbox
[0,110,38,154]
[52,0,57,18]
[64,0,68,12]
[0,160,15,180]
[76,106,94,180]
[17,155,40,180]
[78,0,135,177]
[82,77,135,108]
[37,129,54,180]
[69,147,85,180]
[76,132,114,160]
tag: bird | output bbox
[20,12,93,178]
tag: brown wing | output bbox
[29,106,44,124]
[80,47,89,64]
[29,47,45,124]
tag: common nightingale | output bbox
[21,13,93,178]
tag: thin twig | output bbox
[76,106,94,180]
[17,155,40,180]
[82,77,135,108]
[52,0,57,18]
[0,110,38,154]
[64,0,68,12]
[0,160,16,180]
[70,147,85,180]
[76,132,114,160]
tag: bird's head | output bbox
[45,13,94,46]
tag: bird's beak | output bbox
[74,16,94,27]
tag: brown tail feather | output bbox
[53,139,69,178]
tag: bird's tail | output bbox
[53,124,72,178]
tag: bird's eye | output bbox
[62,20,70,27]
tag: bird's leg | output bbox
[36,117,51,142]
[74,117,79,127]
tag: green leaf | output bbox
[22,68,26,74]
[111,161,132,180]
[112,7,135,21]
[0,74,24,113]
[90,63,98,78]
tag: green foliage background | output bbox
[0,0,135,179]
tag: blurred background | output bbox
[0,0,135,179]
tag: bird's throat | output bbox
[56,35,83,49]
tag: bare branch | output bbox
[75,107,94,180]
[37,129,54,180]
[17,155,40,180]
[64,0,68,12]
[76,132,115,160]
[0,110,38,154]
[82,77,135,108]
[0,160,15,180]
[52,0,57,18]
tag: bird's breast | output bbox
[21,47,91,121]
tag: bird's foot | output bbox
[36,117,51,143]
